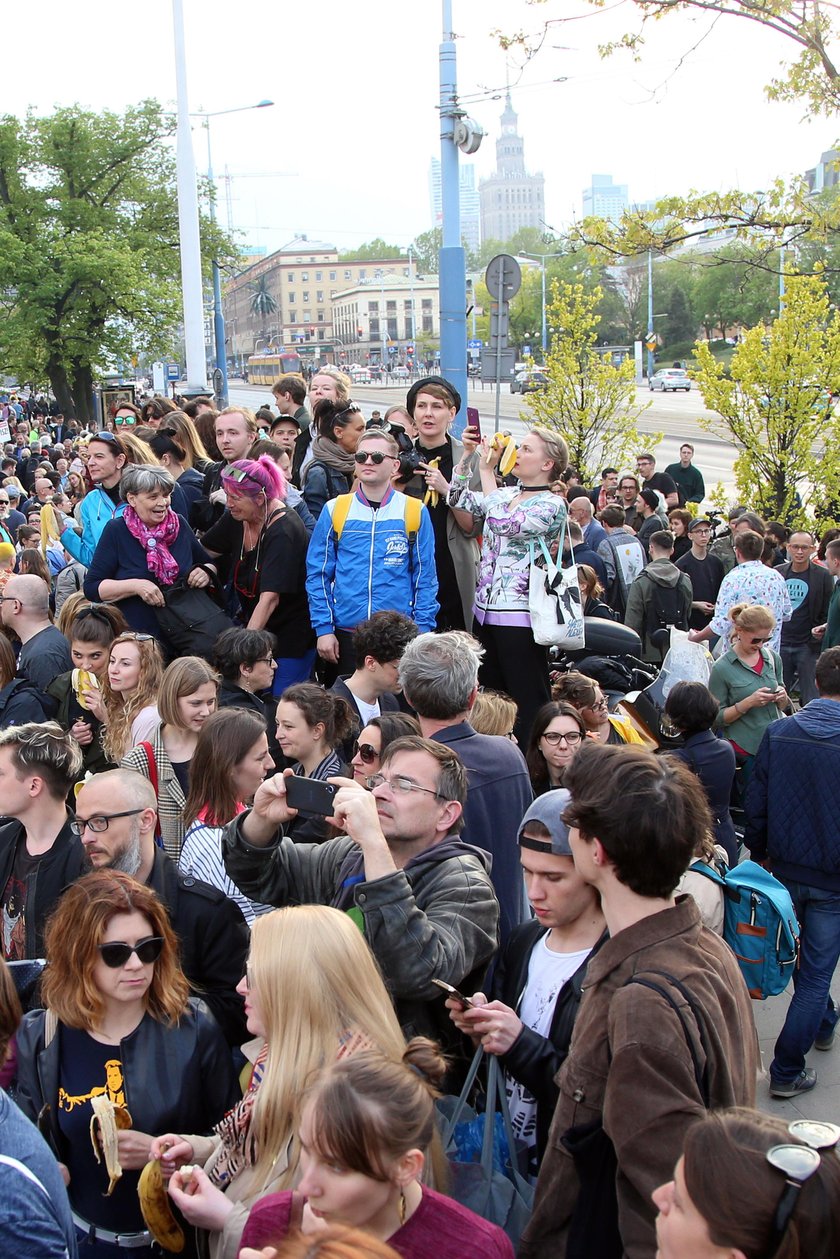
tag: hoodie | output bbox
[624,558,693,662]
[745,697,840,890]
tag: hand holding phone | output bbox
[431,978,474,1008]
[283,776,338,818]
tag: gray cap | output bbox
[5,485,21,500]
[517,789,573,857]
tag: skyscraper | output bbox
[428,158,481,254]
[478,92,545,244]
[582,174,629,221]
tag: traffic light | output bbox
[357,327,364,339]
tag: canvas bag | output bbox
[528,532,585,648]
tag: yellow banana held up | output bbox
[89,1095,132,1195]
[491,432,519,477]
[138,1158,186,1253]
[423,457,441,508]
[72,668,100,711]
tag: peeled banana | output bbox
[423,458,441,508]
[138,1158,186,1253]
[491,432,519,477]
[72,668,100,711]
[89,1095,132,1195]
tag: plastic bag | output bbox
[658,627,712,701]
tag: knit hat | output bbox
[405,376,462,418]
[517,789,574,857]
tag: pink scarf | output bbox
[123,504,181,586]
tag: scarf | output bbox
[304,435,356,482]
[122,504,181,586]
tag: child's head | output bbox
[0,542,14,572]
[69,604,128,676]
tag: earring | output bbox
[398,1186,407,1226]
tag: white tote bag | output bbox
[528,532,585,649]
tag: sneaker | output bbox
[815,1026,836,1052]
[769,1068,818,1099]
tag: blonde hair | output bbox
[470,689,517,737]
[530,427,569,481]
[118,430,160,468]
[216,405,259,437]
[101,634,165,762]
[311,367,351,405]
[245,906,406,1195]
[157,656,218,728]
[156,411,208,469]
[728,602,776,640]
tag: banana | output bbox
[138,1158,186,1253]
[89,1095,132,1195]
[72,668,99,711]
[491,432,519,477]
[423,457,441,508]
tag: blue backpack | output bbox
[690,858,800,1000]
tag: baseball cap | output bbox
[688,517,712,533]
[517,789,574,857]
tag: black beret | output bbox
[405,376,462,418]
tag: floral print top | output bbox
[448,483,567,627]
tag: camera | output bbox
[393,428,423,483]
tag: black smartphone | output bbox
[431,978,474,1007]
[284,777,338,818]
[465,406,481,437]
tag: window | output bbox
[422,315,433,333]
[288,291,295,303]
[302,292,310,303]
[369,301,379,313]
[386,300,396,312]
[317,329,325,340]
[329,271,336,281]
[288,273,295,282]
[370,319,380,336]
[387,319,398,339]
[302,272,309,281]
[359,269,366,280]
[315,271,322,280]
[422,298,432,310]
[344,269,352,279]
[290,311,297,323]
[317,312,325,322]
[316,291,324,302]
[303,310,311,321]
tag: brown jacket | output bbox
[519,897,759,1259]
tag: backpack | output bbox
[644,575,689,638]
[689,857,800,1000]
[330,492,422,546]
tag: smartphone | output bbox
[465,406,481,438]
[284,776,338,818]
[431,978,474,1008]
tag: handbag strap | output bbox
[441,1043,485,1147]
[486,1052,534,1196]
[138,741,158,797]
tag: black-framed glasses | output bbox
[367,772,444,799]
[71,808,145,836]
[353,741,379,764]
[354,451,396,465]
[97,936,164,969]
[750,636,772,645]
[541,730,583,746]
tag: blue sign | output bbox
[166,362,180,381]
[468,339,482,349]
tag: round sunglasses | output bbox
[354,451,396,466]
[352,740,379,763]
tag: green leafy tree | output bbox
[526,280,657,483]
[248,276,278,319]
[408,229,442,274]
[338,238,404,262]
[662,283,696,347]
[692,273,840,519]
[0,101,233,425]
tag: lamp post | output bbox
[171,0,206,394]
[519,251,564,358]
[191,99,274,407]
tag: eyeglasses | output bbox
[97,936,165,968]
[114,415,137,426]
[256,655,275,667]
[541,730,583,746]
[0,499,9,505]
[763,1119,840,1252]
[71,808,145,835]
[92,432,121,448]
[586,697,608,712]
[367,772,444,799]
[353,741,379,764]
[354,451,396,465]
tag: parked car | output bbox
[649,368,691,392]
[392,365,410,379]
[510,370,549,395]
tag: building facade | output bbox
[582,174,629,221]
[429,158,481,254]
[331,275,440,365]
[479,93,545,244]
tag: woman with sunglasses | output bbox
[200,456,315,693]
[525,701,588,795]
[350,713,421,785]
[109,401,142,430]
[709,602,788,781]
[653,1107,840,1259]
[15,869,238,1259]
[551,671,646,746]
[301,400,366,522]
[47,603,128,778]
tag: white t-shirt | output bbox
[506,935,593,1173]
[354,694,381,727]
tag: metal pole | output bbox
[172,0,207,392]
[779,239,786,310]
[203,118,229,407]
[646,248,654,380]
[540,256,547,356]
[439,0,467,430]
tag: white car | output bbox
[347,365,371,384]
[649,368,691,392]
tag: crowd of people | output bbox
[0,376,839,1259]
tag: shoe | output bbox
[769,1068,818,1099]
[815,1027,836,1052]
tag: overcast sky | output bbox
[1,0,834,254]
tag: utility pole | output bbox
[438,2,471,431]
[172,0,207,393]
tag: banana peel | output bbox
[138,1158,186,1253]
[423,457,441,508]
[72,668,100,711]
[89,1095,132,1195]
[491,432,519,477]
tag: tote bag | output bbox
[528,533,585,649]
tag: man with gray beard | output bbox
[75,769,248,1047]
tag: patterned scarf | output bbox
[122,504,181,586]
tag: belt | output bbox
[71,1210,153,1249]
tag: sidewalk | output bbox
[754,973,840,1122]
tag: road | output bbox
[228,379,738,498]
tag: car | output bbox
[649,368,691,392]
[347,365,372,384]
[510,370,549,395]
[392,365,410,379]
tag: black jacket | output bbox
[774,560,834,640]
[189,460,225,533]
[0,816,85,961]
[0,678,50,729]
[218,679,281,766]
[148,849,249,1047]
[671,729,738,865]
[45,673,113,778]
[330,676,399,762]
[491,921,607,1162]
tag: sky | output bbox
[1,0,836,255]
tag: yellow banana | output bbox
[138,1158,186,1253]
[491,433,519,477]
[89,1095,132,1195]
[423,457,441,508]
[72,668,99,711]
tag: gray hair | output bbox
[569,495,593,519]
[119,463,175,500]
[568,519,584,544]
[79,768,157,812]
[398,631,484,720]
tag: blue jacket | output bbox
[745,698,840,891]
[306,487,439,636]
[671,729,737,865]
[0,1091,78,1258]
[61,481,190,567]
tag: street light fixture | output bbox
[191,99,275,406]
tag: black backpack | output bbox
[644,576,688,639]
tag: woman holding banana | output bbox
[448,426,569,748]
[15,870,237,1259]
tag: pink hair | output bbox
[221,455,286,501]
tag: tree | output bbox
[408,229,443,274]
[526,281,657,483]
[338,238,404,262]
[248,276,277,319]
[692,274,840,519]
[0,101,233,425]
[662,284,696,347]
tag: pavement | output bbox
[754,973,840,1123]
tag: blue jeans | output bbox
[771,879,840,1084]
[780,642,819,705]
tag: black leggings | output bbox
[474,619,550,751]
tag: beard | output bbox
[85,819,144,876]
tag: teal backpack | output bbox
[690,858,800,1000]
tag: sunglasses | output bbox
[222,464,263,488]
[354,451,396,465]
[117,632,155,643]
[92,431,121,447]
[114,415,136,426]
[97,936,165,969]
[352,741,379,763]
[749,636,772,645]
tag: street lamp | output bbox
[191,99,274,406]
[519,251,565,356]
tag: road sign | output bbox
[481,348,515,383]
[645,336,657,352]
[485,254,522,302]
[467,339,482,349]
[166,362,180,381]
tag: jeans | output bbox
[272,648,317,696]
[771,879,840,1084]
[780,641,819,705]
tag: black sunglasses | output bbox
[97,936,165,968]
[355,451,395,465]
[352,741,379,763]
